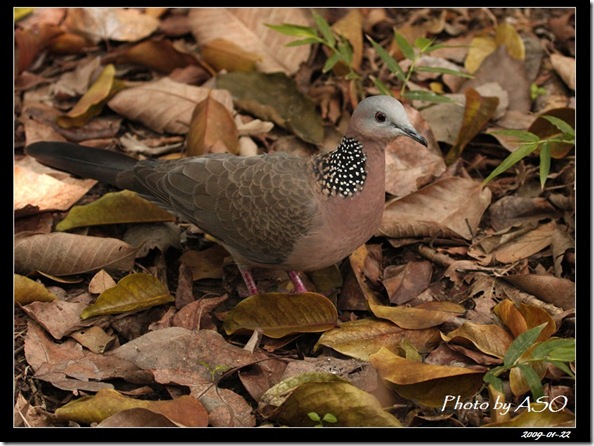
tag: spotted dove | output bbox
[25,95,427,295]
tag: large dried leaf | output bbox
[223,292,338,338]
[200,38,261,72]
[383,261,433,305]
[55,190,174,231]
[15,232,137,276]
[493,299,556,342]
[56,64,124,129]
[109,327,266,385]
[55,388,207,427]
[188,8,311,74]
[369,302,465,329]
[274,381,401,427]
[22,299,90,339]
[314,318,440,361]
[63,8,159,43]
[179,245,229,281]
[528,107,575,159]
[190,385,256,427]
[14,162,96,215]
[503,274,575,311]
[216,71,323,144]
[14,274,57,305]
[445,88,499,164]
[115,39,198,74]
[379,177,491,240]
[370,347,485,408]
[549,53,575,91]
[81,273,175,319]
[465,23,525,74]
[442,322,514,359]
[15,23,63,74]
[186,95,239,156]
[108,77,234,134]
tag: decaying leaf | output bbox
[81,273,175,319]
[442,322,514,359]
[55,388,208,427]
[188,8,311,75]
[201,38,261,72]
[465,23,525,74]
[115,38,198,74]
[216,71,323,144]
[186,95,240,156]
[108,77,234,134]
[370,347,485,408]
[56,64,125,129]
[15,232,138,277]
[56,190,174,231]
[379,177,491,240]
[314,318,440,361]
[15,274,57,305]
[370,301,465,329]
[274,380,402,427]
[179,245,229,281]
[223,292,338,338]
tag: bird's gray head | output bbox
[347,96,428,147]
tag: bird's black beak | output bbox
[403,127,428,147]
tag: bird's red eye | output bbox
[375,112,386,122]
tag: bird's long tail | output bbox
[24,141,139,190]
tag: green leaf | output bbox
[483,370,504,392]
[423,43,448,53]
[414,37,433,51]
[541,115,575,137]
[322,52,343,73]
[539,142,551,189]
[531,338,575,362]
[307,412,321,422]
[489,129,540,142]
[322,413,338,423]
[548,360,575,378]
[402,90,455,103]
[367,36,405,81]
[265,23,319,39]
[415,66,474,78]
[394,31,415,61]
[336,39,353,65]
[312,10,335,47]
[483,141,540,184]
[371,77,394,97]
[503,323,547,367]
[285,37,324,47]
[516,363,544,399]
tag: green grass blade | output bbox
[503,323,547,367]
[483,142,539,184]
[541,115,575,137]
[415,66,474,79]
[312,10,335,48]
[402,90,455,103]
[367,36,405,81]
[394,31,415,60]
[539,142,551,189]
[516,363,545,399]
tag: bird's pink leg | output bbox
[287,271,308,294]
[238,266,259,296]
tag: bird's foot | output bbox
[287,271,308,294]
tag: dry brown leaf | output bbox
[488,196,559,231]
[442,322,514,359]
[274,381,401,427]
[379,177,491,240]
[383,261,433,305]
[504,274,575,311]
[483,402,574,427]
[190,385,256,427]
[172,295,228,331]
[332,9,363,73]
[186,95,239,156]
[22,299,91,339]
[370,302,464,329]
[222,292,338,338]
[369,347,485,408]
[115,39,198,74]
[15,23,63,74]
[15,232,137,277]
[201,38,261,72]
[188,8,311,74]
[14,162,96,215]
[64,8,159,43]
[88,269,117,294]
[490,221,556,264]
[107,77,233,134]
[314,318,440,361]
[493,299,556,342]
[70,326,114,354]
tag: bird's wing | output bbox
[133,153,319,265]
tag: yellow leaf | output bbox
[369,302,463,329]
[315,318,440,361]
[55,388,208,426]
[14,274,57,304]
[494,23,525,60]
[370,347,485,408]
[57,64,125,129]
[81,273,174,319]
[276,381,401,427]
[443,322,514,358]
[464,34,497,74]
[223,292,337,338]
[201,38,260,72]
[56,190,174,231]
